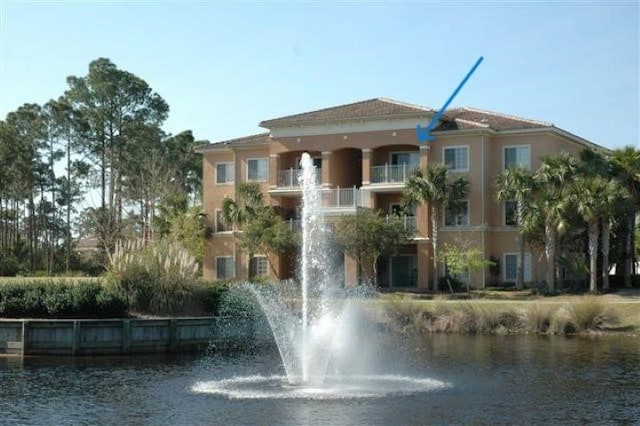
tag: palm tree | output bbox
[533,153,578,291]
[580,148,630,291]
[495,166,534,290]
[220,182,264,229]
[572,176,621,293]
[609,146,640,287]
[404,164,469,291]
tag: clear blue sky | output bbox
[1,1,638,149]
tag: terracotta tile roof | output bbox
[260,98,435,128]
[438,107,553,131]
[195,132,270,151]
[198,100,562,151]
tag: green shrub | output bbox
[218,284,262,320]
[0,279,127,318]
[191,280,230,315]
[107,239,199,315]
[0,255,20,276]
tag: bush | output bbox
[107,239,199,315]
[0,279,127,318]
[0,255,20,276]
[560,296,617,332]
[519,304,557,333]
[191,280,230,315]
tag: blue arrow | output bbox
[417,56,484,142]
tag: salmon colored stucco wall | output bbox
[200,124,591,288]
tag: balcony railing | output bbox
[371,164,419,184]
[385,215,417,234]
[277,168,322,187]
[286,214,415,235]
[322,187,368,208]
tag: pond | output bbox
[1,334,638,425]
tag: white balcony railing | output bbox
[286,214,414,235]
[370,164,419,184]
[277,168,322,187]
[321,187,369,208]
[385,215,417,234]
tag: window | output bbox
[215,209,231,232]
[216,256,235,280]
[295,156,322,169]
[216,163,234,184]
[248,158,268,182]
[391,152,419,167]
[504,201,518,226]
[249,256,268,278]
[444,200,469,226]
[390,203,416,232]
[504,253,532,282]
[504,146,530,169]
[443,146,469,172]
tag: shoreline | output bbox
[376,293,640,337]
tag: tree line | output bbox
[405,148,639,292]
[0,58,202,276]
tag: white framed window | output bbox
[215,209,231,233]
[444,200,469,226]
[503,145,531,170]
[216,162,234,184]
[504,201,518,226]
[247,158,268,182]
[249,256,268,278]
[216,256,235,280]
[443,146,469,172]
[504,253,532,282]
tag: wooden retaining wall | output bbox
[0,317,226,356]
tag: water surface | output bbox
[1,334,638,425]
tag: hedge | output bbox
[0,280,127,319]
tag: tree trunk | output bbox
[602,219,611,291]
[624,216,633,288]
[516,199,525,290]
[65,138,71,275]
[431,205,439,292]
[588,221,599,293]
[545,220,556,292]
[372,255,379,287]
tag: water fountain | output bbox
[192,152,449,399]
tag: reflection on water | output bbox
[1,335,639,425]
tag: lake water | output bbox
[1,334,638,425]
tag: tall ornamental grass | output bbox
[107,239,199,315]
[386,297,618,335]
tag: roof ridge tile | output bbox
[460,106,553,127]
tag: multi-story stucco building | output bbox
[196,98,601,289]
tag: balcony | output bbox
[278,187,369,218]
[385,215,417,234]
[370,164,419,185]
[277,168,322,188]
[320,187,363,208]
[285,214,416,236]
